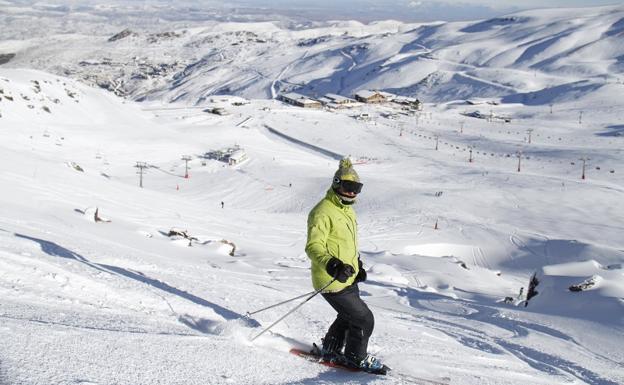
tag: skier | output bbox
[305,157,384,372]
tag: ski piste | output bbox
[290,346,451,384]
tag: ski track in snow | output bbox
[338,49,356,94]
[375,295,621,385]
[271,51,309,99]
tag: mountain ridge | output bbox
[1,5,623,105]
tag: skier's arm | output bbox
[305,213,333,267]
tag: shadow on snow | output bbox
[14,233,260,328]
[596,124,624,137]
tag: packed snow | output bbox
[1,3,623,385]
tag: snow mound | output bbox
[527,260,624,324]
[403,243,475,260]
[368,263,410,285]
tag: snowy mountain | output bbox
[1,3,624,385]
[1,4,624,104]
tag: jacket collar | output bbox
[325,187,354,209]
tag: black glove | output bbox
[354,258,367,283]
[326,257,355,283]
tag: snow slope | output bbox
[1,62,623,385]
[2,2,624,384]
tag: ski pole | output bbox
[246,289,318,317]
[250,278,336,342]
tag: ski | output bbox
[290,347,451,384]
[289,347,390,375]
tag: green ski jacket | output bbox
[305,188,360,292]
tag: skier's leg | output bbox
[322,316,348,355]
[322,285,374,362]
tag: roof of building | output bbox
[393,95,420,103]
[355,90,387,99]
[280,92,320,105]
[325,93,356,103]
[355,90,378,98]
[229,149,247,161]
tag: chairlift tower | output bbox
[135,162,148,188]
[580,156,590,180]
[181,155,192,178]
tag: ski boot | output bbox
[347,354,389,374]
[312,342,345,364]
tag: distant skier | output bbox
[305,157,384,372]
[221,201,224,209]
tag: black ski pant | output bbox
[321,284,374,362]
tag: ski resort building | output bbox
[228,149,248,165]
[203,145,248,166]
[278,92,322,108]
[392,96,423,111]
[354,90,387,103]
[318,93,360,108]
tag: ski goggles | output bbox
[340,180,363,194]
